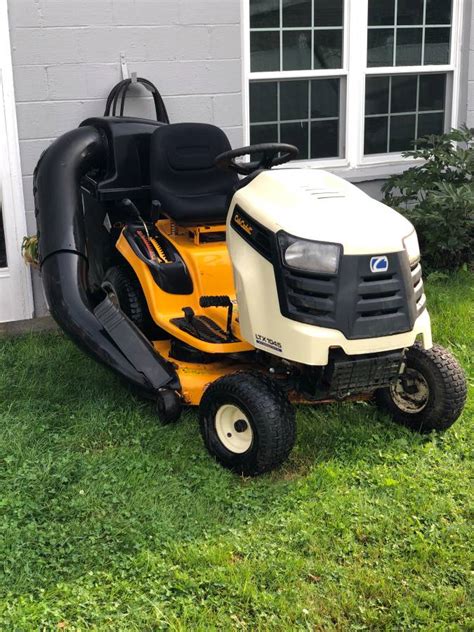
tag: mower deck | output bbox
[152,339,254,405]
[152,339,371,407]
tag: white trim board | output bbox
[0,0,34,323]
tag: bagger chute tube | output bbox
[34,99,467,475]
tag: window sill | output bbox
[330,160,420,183]
[281,158,421,183]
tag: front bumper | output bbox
[271,308,432,366]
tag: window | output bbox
[250,78,341,158]
[244,0,462,169]
[248,0,346,160]
[364,73,446,154]
[367,0,452,67]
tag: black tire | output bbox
[199,372,296,476]
[156,389,182,425]
[375,343,467,433]
[102,266,146,330]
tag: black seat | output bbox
[150,123,239,225]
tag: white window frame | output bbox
[0,0,34,323]
[241,0,465,174]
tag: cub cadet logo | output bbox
[255,334,283,353]
[233,213,253,236]
[370,255,389,273]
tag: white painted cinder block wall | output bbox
[8,0,244,315]
[7,0,474,317]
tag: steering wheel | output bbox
[215,143,299,176]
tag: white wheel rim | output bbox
[390,368,430,413]
[215,404,253,454]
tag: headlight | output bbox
[278,232,341,274]
[403,230,420,265]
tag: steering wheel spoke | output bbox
[215,143,299,176]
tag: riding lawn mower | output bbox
[34,79,467,476]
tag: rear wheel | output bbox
[375,343,467,433]
[199,373,296,476]
[102,266,146,329]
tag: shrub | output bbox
[382,126,474,272]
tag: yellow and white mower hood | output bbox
[233,168,415,255]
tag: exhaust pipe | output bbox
[34,126,179,397]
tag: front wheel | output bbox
[375,343,467,433]
[199,373,296,476]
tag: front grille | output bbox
[276,251,419,340]
[283,269,337,322]
[411,261,426,315]
[354,270,406,333]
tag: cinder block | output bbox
[7,0,43,28]
[210,25,241,59]
[48,63,121,100]
[10,27,82,65]
[213,93,242,127]
[20,139,53,176]
[77,99,110,122]
[469,50,474,81]
[221,125,244,148]
[467,81,474,112]
[22,175,35,215]
[165,95,213,123]
[135,59,242,95]
[16,99,102,139]
[16,101,70,139]
[162,26,211,60]
[138,27,178,61]
[47,64,88,99]
[13,66,49,101]
[31,270,49,317]
[85,63,121,98]
[117,26,212,62]
[45,63,120,100]
[466,109,474,128]
[41,0,114,27]
[78,27,147,63]
[25,210,38,235]
[112,0,179,26]
[179,0,240,25]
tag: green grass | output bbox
[0,271,472,630]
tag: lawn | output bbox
[0,271,472,630]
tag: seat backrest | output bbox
[150,123,238,224]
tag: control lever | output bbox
[200,295,234,339]
[182,307,196,324]
[121,197,141,221]
[121,198,158,261]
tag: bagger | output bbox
[34,115,467,476]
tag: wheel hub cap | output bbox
[390,368,430,413]
[215,404,253,453]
